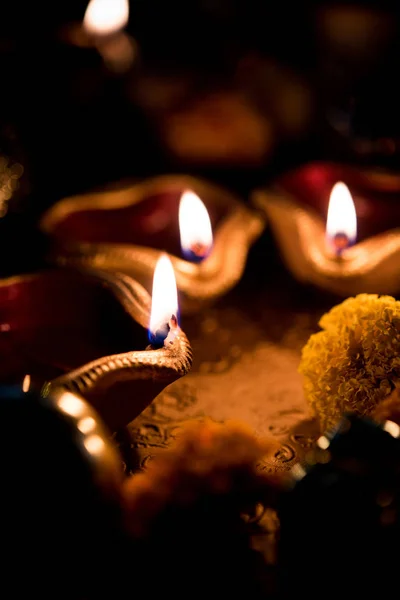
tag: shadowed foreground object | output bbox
[278,414,400,597]
[1,387,286,599]
[122,419,284,598]
[0,385,132,598]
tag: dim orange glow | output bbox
[77,416,97,435]
[326,182,357,252]
[83,0,129,36]
[57,392,86,418]
[179,190,213,260]
[22,374,31,393]
[317,435,330,450]
[149,254,178,340]
[291,463,306,481]
[383,420,400,438]
[84,434,105,455]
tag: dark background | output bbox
[1,6,400,594]
[1,0,400,273]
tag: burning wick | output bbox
[149,314,179,349]
[148,255,179,348]
[331,232,350,254]
[326,181,357,257]
[179,190,213,262]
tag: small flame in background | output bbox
[149,254,178,344]
[179,190,213,262]
[326,181,357,252]
[83,0,129,36]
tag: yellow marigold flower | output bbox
[299,294,400,432]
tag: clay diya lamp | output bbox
[0,260,192,433]
[40,175,266,312]
[252,162,400,296]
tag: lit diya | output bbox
[0,257,192,432]
[40,175,265,312]
[253,162,400,296]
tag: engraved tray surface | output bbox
[125,235,337,473]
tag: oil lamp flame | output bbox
[179,190,213,262]
[149,254,179,346]
[326,181,357,254]
[83,0,129,36]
